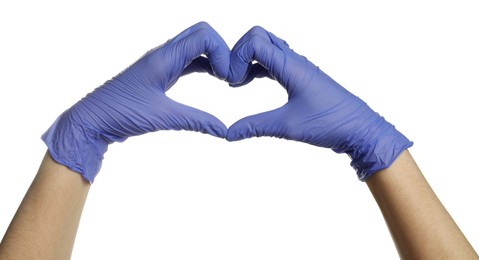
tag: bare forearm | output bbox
[0,151,90,260]
[367,150,478,259]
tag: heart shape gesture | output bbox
[42,22,412,183]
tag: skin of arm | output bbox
[0,151,90,260]
[0,22,229,259]
[367,150,478,259]
[226,25,477,259]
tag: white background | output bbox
[1,1,478,259]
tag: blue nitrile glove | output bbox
[227,26,413,181]
[42,22,230,183]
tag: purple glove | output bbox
[227,26,413,181]
[42,22,230,183]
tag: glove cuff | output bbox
[41,110,110,183]
[347,118,413,181]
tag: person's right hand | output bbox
[227,26,413,181]
[42,22,230,183]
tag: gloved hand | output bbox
[42,22,230,183]
[227,26,413,181]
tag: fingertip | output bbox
[206,35,230,80]
[225,118,257,141]
[228,28,286,86]
[205,122,227,138]
[190,111,228,138]
[226,108,286,142]
[229,63,271,87]
[210,51,230,80]
[225,127,246,142]
[193,21,212,28]
[198,23,230,80]
[225,133,240,142]
[228,82,242,88]
[173,21,230,80]
[180,56,214,76]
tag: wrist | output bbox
[347,118,413,181]
[41,110,110,183]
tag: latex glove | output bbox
[227,26,413,181]
[42,22,230,183]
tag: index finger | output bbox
[228,26,291,85]
[168,21,231,80]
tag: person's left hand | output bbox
[42,22,230,182]
[226,26,412,181]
